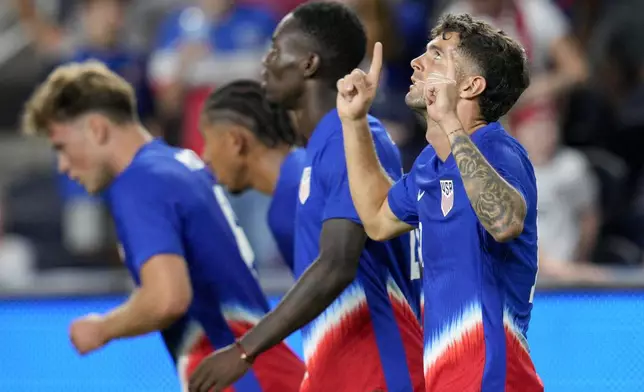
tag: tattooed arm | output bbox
[446,126,527,242]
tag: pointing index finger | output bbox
[367,42,383,85]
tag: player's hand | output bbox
[188,344,251,392]
[69,313,109,355]
[336,42,383,122]
[425,48,460,126]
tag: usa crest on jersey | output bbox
[299,167,312,204]
[440,179,454,216]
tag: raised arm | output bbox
[340,117,414,240]
[189,219,366,392]
[337,42,414,241]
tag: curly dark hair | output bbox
[203,80,298,148]
[432,13,531,123]
[292,1,367,83]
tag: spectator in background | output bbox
[592,10,644,182]
[241,0,305,18]
[516,116,608,283]
[68,0,155,127]
[148,0,276,153]
[440,0,588,134]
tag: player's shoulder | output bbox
[276,148,306,195]
[366,114,392,140]
[480,124,533,169]
[116,141,202,192]
[285,148,307,170]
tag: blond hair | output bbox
[22,60,138,136]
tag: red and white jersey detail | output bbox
[387,278,420,325]
[221,304,264,326]
[504,310,544,392]
[302,282,367,361]
[423,302,486,391]
[422,304,543,392]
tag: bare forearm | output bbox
[443,120,526,241]
[240,259,354,358]
[341,117,393,233]
[102,290,184,341]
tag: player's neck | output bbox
[249,145,291,195]
[292,86,337,141]
[109,125,153,175]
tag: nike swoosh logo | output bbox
[417,191,425,201]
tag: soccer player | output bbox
[336,13,543,392]
[189,3,424,392]
[22,61,304,391]
[199,80,305,270]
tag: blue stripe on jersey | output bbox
[363,270,413,390]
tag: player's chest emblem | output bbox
[299,166,312,204]
[440,179,454,217]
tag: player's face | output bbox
[406,33,462,110]
[49,119,113,194]
[200,120,248,194]
[261,14,307,109]
[82,0,124,46]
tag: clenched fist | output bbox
[69,313,109,355]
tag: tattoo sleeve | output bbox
[448,129,527,241]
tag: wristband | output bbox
[235,340,255,365]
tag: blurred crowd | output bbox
[0,0,643,293]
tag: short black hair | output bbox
[292,1,367,83]
[432,13,531,123]
[203,80,298,147]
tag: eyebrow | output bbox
[427,43,442,53]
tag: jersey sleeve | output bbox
[387,173,419,227]
[111,170,185,274]
[479,139,536,210]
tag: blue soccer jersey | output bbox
[388,122,543,392]
[294,110,424,392]
[267,148,306,271]
[103,140,304,391]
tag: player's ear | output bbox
[86,114,110,145]
[302,53,320,78]
[227,126,247,156]
[460,75,486,99]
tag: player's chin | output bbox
[228,188,247,196]
[404,93,426,110]
[262,84,281,104]
[224,181,248,196]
